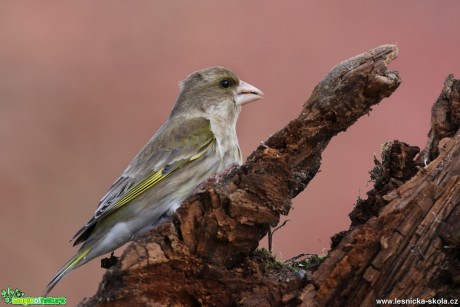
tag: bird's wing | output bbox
[71,116,215,245]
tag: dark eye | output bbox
[219,79,231,89]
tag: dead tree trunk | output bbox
[301,75,460,306]
[79,45,459,306]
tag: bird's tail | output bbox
[43,246,91,297]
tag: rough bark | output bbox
[300,75,460,306]
[303,131,460,306]
[77,45,460,306]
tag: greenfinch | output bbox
[44,66,264,295]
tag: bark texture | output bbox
[305,75,460,306]
[78,45,458,306]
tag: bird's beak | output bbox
[235,80,264,106]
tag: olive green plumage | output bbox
[44,66,264,295]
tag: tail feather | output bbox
[43,247,91,296]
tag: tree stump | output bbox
[79,46,460,306]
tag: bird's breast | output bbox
[210,122,242,169]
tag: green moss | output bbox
[254,248,326,274]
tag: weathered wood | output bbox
[79,45,401,306]
[418,74,460,165]
[301,134,460,306]
[300,75,460,306]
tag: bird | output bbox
[44,66,264,296]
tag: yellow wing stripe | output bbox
[109,138,214,213]
[68,247,91,272]
[110,169,168,211]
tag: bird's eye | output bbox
[219,79,231,89]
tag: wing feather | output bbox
[72,117,214,245]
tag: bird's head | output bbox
[170,67,264,121]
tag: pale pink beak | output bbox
[235,80,264,106]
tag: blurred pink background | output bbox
[1,1,459,303]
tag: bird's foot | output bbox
[101,251,119,269]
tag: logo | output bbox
[1,288,66,306]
